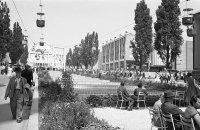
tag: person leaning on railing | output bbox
[184,95,200,130]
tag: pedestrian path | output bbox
[0,74,38,130]
[72,74,120,86]
[93,107,153,130]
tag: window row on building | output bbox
[102,36,126,64]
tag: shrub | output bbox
[85,95,103,107]
[39,71,117,129]
[145,82,186,92]
[40,101,116,130]
[58,71,77,102]
[38,70,53,88]
[85,94,118,108]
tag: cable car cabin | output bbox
[36,19,45,27]
[40,42,44,46]
[187,28,196,37]
[182,17,193,26]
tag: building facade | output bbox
[101,32,134,71]
[176,41,193,71]
[193,12,200,70]
[28,43,65,70]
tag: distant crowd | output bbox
[71,68,190,84]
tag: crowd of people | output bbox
[71,67,190,85]
[4,64,34,123]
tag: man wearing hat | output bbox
[4,66,30,123]
[161,90,184,130]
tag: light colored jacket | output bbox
[5,76,27,98]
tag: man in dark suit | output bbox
[21,64,34,106]
[21,65,33,87]
[4,66,29,123]
[161,90,184,130]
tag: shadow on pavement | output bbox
[0,102,12,123]
[0,98,38,124]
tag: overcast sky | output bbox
[6,0,200,52]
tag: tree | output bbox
[130,0,153,72]
[9,22,24,64]
[20,42,28,65]
[72,45,81,69]
[0,2,12,62]
[92,32,99,67]
[154,0,183,69]
[66,48,72,68]
[80,32,99,69]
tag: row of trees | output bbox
[66,32,99,69]
[0,2,27,65]
[131,0,182,70]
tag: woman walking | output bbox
[4,65,30,123]
[185,72,200,105]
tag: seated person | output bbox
[184,95,200,130]
[117,82,134,110]
[161,90,184,130]
[133,82,148,97]
[154,93,164,111]
[131,82,148,108]
[152,94,164,128]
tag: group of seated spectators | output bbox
[153,90,200,130]
[117,82,148,111]
[116,81,200,130]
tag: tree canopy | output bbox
[0,2,12,62]
[154,0,183,69]
[130,0,153,71]
[9,22,24,64]
[66,31,99,69]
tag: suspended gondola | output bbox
[39,37,44,46]
[36,12,45,27]
[36,1,45,28]
[182,16,193,26]
[182,0,193,27]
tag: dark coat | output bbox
[21,69,33,86]
[5,76,27,98]
[161,101,184,130]
[185,77,200,103]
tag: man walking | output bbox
[4,66,29,123]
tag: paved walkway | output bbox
[0,74,38,130]
[93,107,153,130]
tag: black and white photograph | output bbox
[0,0,200,129]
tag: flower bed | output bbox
[39,70,118,130]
